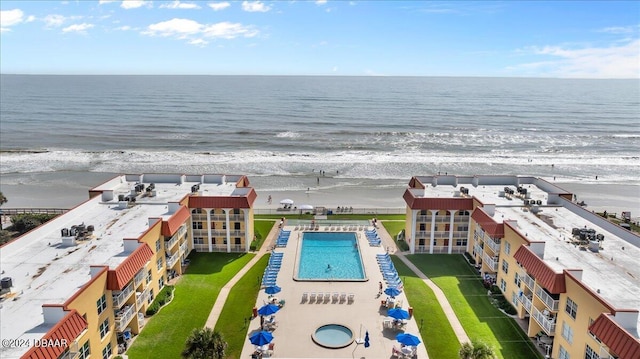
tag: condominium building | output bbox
[0,173,256,359]
[403,175,640,359]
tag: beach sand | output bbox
[1,171,638,220]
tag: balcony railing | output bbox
[535,286,559,311]
[193,244,209,252]
[134,269,145,287]
[136,288,150,309]
[229,214,244,221]
[521,271,535,291]
[165,234,179,250]
[474,243,483,257]
[211,230,227,236]
[416,215,430,222]
[112,282,134,308]
[115,305,135,332]
[518,294,533,313]
[482,252,499,272]
[485,238,501,254]
[179,242,188,256]
[532,306,556,335]
[166,251,180,268]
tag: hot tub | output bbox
[311,324,354,349]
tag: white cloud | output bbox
[242,1,271,12]
[115,25,132,31]
[160,1,201,9]
[315,0,327,5]
[512,39,640,79]
[1,9,24,32]
[188,38,208,47]
[62,23,94,34]
[143,18,258,44]
[208,2,231,11]
[598,25,638,34]
[44,14,67,27]
[121,1,151,9]
[99,0,118,4]
[26,15,36,22]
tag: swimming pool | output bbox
[295,232,366,281]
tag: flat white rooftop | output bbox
[0,174,245,358]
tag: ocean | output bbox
[1,75,639,204]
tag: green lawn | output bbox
[214,255,270,359]
[127,252,255,359]
[381,219,408,251]
[405,254,542,359]
[252,220,276,251]
[391,257,461,359]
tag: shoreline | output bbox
[0,171,638,219]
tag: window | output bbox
[514,272,521,287]
[456,238,467,246]
[511,291,518,307]
[234,222,241,230]
[504,241,511,255]
[155,239,160,253]
[157,257,163,271]
[79,340,90,359]
[418,238,425,246]
[97,294,107,315]
[585,345,598,359]
[502,259,509,274]
[419,223,426,231]
[565,297,578,319]
[158,276,165,289]
[146,269,152,284]
[148,289,154,304]
[192,221,203,229]
[235,237,241,245]
[99,318,109,338]
[457,225,468,232]
[558,346,570,359]
[500,278,507,292]
[561,321,574,344]
[194,237,204,245]
[102,342,112,359]
[222,222,227,230]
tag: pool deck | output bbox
[235,223,430,359]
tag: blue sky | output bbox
[1,1,638,78]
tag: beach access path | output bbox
[203,219,470,357]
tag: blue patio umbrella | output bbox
[364,331,370,348]
[396,333,421,346]
[387,308,410,320]
[249,331,274,346]
[264,285,281,295]
[257,303,280,316]
[384,287,402,297]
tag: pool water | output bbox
[296,232,366,281]
[312,324,354,348]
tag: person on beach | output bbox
[379,281,383,295]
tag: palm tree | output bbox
[182,327,227,359]
[0,192,7,206]
[459,340,497,359]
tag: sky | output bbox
[0,1,639,78]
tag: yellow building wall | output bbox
[496,225,531,320]
[553,274,612,359]
[65,269,117,359]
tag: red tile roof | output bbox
[161,205,190,236]
[107,243,154,290]
[403,189,474,210]
[513,246,566,294]
[21,310,87,359]
[589,314,640,359]
[189,188,257,209]
[471,209,504,238]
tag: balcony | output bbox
[416,215,429,222]
[134,269,145,287]
[211,230,227,236]
[485,237,501,254]
[518,293,533,313]
[115,305,135,332]
[535,286,560,311]
[521,271,535,291]
[532,306,556,335]
[165,234,179,250]
[482,252,499,272]
[112,282,134,308]
[474,243,483,257]
[229,214,244,221]
[210,214,226,221]
[166,251,180,268]
[136,288,150,309]
[193,244,209,252]
[179,242,188,256]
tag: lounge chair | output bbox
[301,292,308,302]
[309,292,316,302]
[332,292,339,303]
[340,292,347,303]
[324,292,331,302]
[347,293,354,303]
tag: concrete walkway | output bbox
[204,220,280,329]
